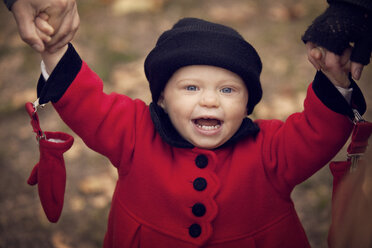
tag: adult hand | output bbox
[306,42,351,88]
[11,0,79,53]
[302,2,371,80]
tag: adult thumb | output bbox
[350,38,371,66]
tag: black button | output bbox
[192,203,206,217]
[189,223,202,238]
[195,154,208,169]
[193,177,207,191]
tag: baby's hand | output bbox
[35,13,68,75]
[306,42,351,88]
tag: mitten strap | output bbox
[25,101,45,140]
[329,110,372,194]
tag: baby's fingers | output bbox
[36,13,54,35]
[351,61,364,80]
[35,15,54,43]
[35,27,51,44]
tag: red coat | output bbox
[50,58,355,247]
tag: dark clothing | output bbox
[328,0,372,12]
[303,0,372,65]
[3,0,16,10]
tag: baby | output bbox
[34,17,365,247]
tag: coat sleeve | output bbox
[3,0,16,10]
[259,71,366,196]
[37,44,148,169]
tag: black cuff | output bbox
[37,43,82,104]
[312,70,366,119]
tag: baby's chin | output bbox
[187,137,230,150]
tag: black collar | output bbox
[149,103,260,149]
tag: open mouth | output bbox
[193,118,222,131]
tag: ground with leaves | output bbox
[0,0,371,247]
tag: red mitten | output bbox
[28,132,74,222]
[25,102,74,223]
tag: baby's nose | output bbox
[200,91,219,108]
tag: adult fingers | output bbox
[323,49,350,88]
[339,47,352,69]
[324,51,343,72]
[46,7,79,52]
[321,46,352,73]
[11,2,45,52]
[332,46,352,75]
[349,38,370,80]
[45,0,79,50]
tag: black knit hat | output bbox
[144,17,263,115]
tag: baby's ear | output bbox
[157,94,167,112]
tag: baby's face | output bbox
[158,65,248,149]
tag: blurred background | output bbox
[0,0,371,247]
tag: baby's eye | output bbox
[221,87,233,93]
[186,85,198,91]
